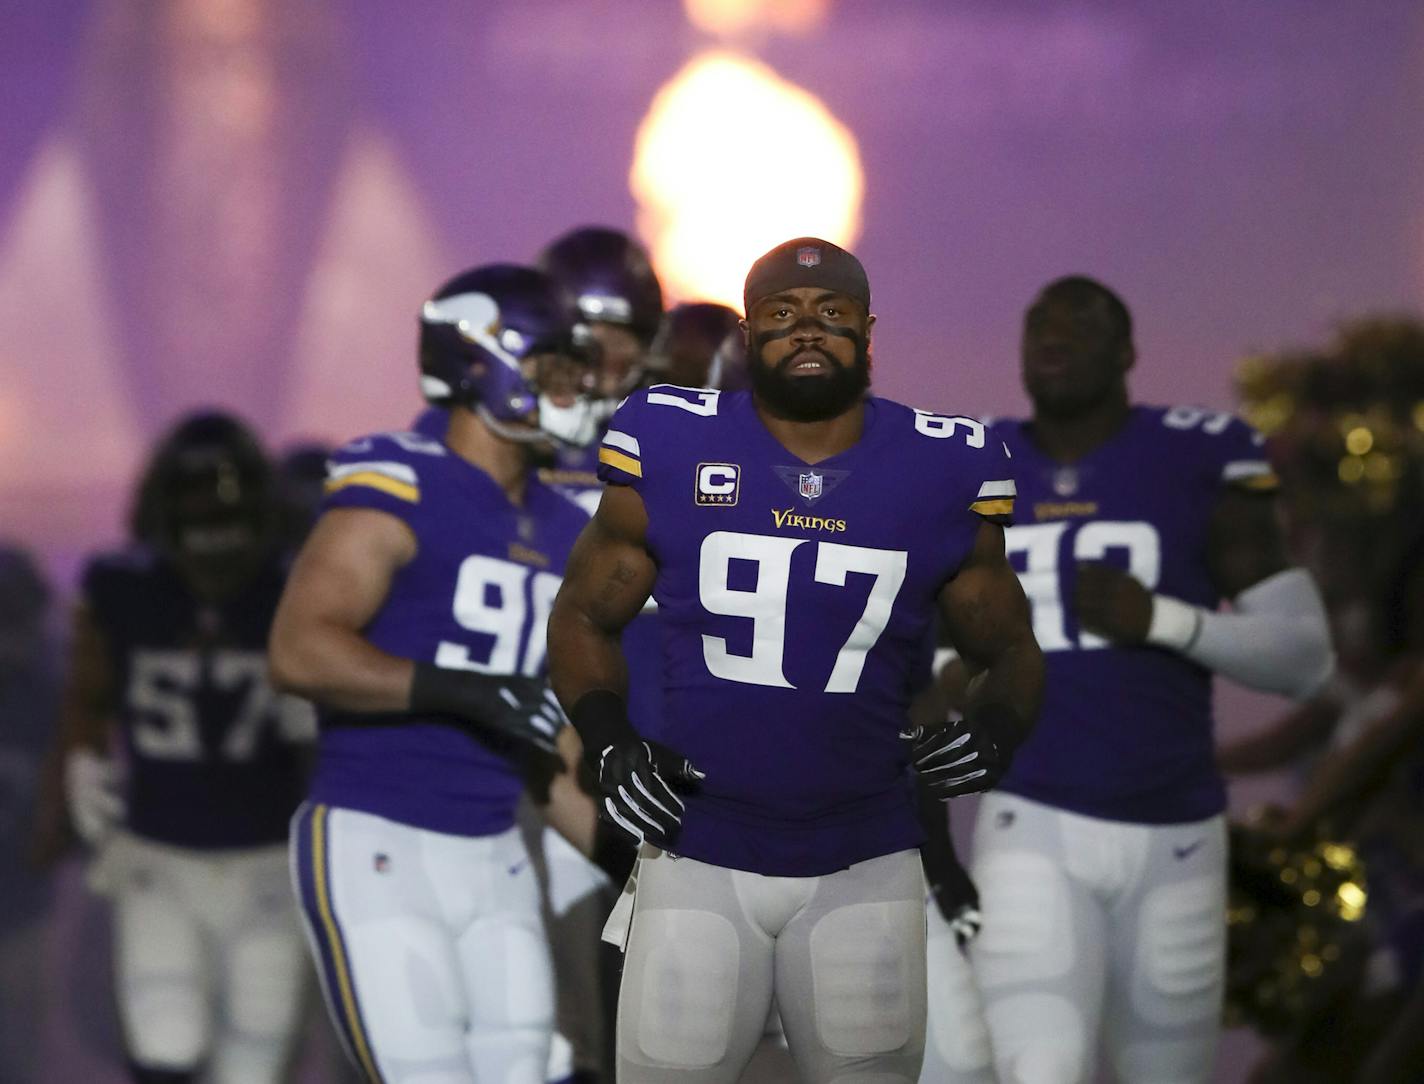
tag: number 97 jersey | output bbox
[596,386,1016,877]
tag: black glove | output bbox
[908,705,1020,800]
[410,663,565,754]
[571,690,703,848]
[915,775,982,952]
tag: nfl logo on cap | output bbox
[796,245,821,268]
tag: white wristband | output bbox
[1147,594,1204,651]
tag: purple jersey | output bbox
[311,429,588,836]
[994,405,1278,824]
[416,406,667,738]
[597,386,1015,876]
[82,548,309,849]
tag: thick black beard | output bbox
[749,338,871,422]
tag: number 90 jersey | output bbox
[312,430,589,837]
[597,386,1016,876]
[82,548,311,849]
[992,405,1279,825]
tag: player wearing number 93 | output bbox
[53,411,315,1084]
[918,277,1336,1084]
[268,264,601,1084]
[547,237,1045,1084]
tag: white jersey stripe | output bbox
[976,478,1017,499]
[327,460,418,486]
[603,429,641,457]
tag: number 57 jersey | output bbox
[596,386,1016,876]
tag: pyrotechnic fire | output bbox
[629,50,863,310]
[683,0,830,37]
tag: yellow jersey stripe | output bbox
[312,805,383,1083]
[324,472,419,503]
[969,497,1015,517]
[598,447,643,478]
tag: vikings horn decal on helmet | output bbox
[418,263,598,446]
[646,302,746,390]
[130,410,278,561]
[538,226,665,346]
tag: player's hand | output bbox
[595,738,704,849]
[908,716,1010,799]
[64,747,126,845]
[1074,561,1153,643]
[928,864,983,953]
[410,664,565,754]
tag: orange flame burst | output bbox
[630,50,864,310]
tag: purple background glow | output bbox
[2,3,1420,1080]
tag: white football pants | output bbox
[290,802,555,1084]
[98,832,308,1082]
[615,846,927,1083]
[968,793,1227,1084]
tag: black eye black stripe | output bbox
[755,318,861,346]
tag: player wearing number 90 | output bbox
[52,411,315,1084]
[268,265,601,1084]
[547,237,1044,1084]
[919,277,1336,1084]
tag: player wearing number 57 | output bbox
[46,412,316,1084]
[268,264,603,1084]
[547,237,1044,1084]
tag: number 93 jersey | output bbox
[597,386,1015,876]
[82,548,311,849]
[992,405,1279,824]
[312,429,589,837]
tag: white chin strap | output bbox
[537,396,605,448]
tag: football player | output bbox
[54,411,314,1084]
[645,302,746,392]
[532,227,668,1083]
[269,264,600,1084]
[929,276,1335,1084]
[547,237,1045,1083]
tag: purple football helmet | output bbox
[538,227,664,346]
[418,264,596,444]
[646,302,746,390]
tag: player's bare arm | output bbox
[939,521,1044,744]
[1074,488,1288,643]
[538,725,598,858]
[269,506,417,711]
[547,483,657,705]
[1081,478,1331,700]
[271,505,564,751]
[33,602,120,859]
[1204,486,1288,596]
[548,483,700,846]
[913,521,1044,799]
[59,602,117,752]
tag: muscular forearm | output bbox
[547,597,630,710]
[963,636,1043,748]
[268,618,414,712]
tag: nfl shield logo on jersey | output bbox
[799,471,824,500]
[797,245,821,267]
